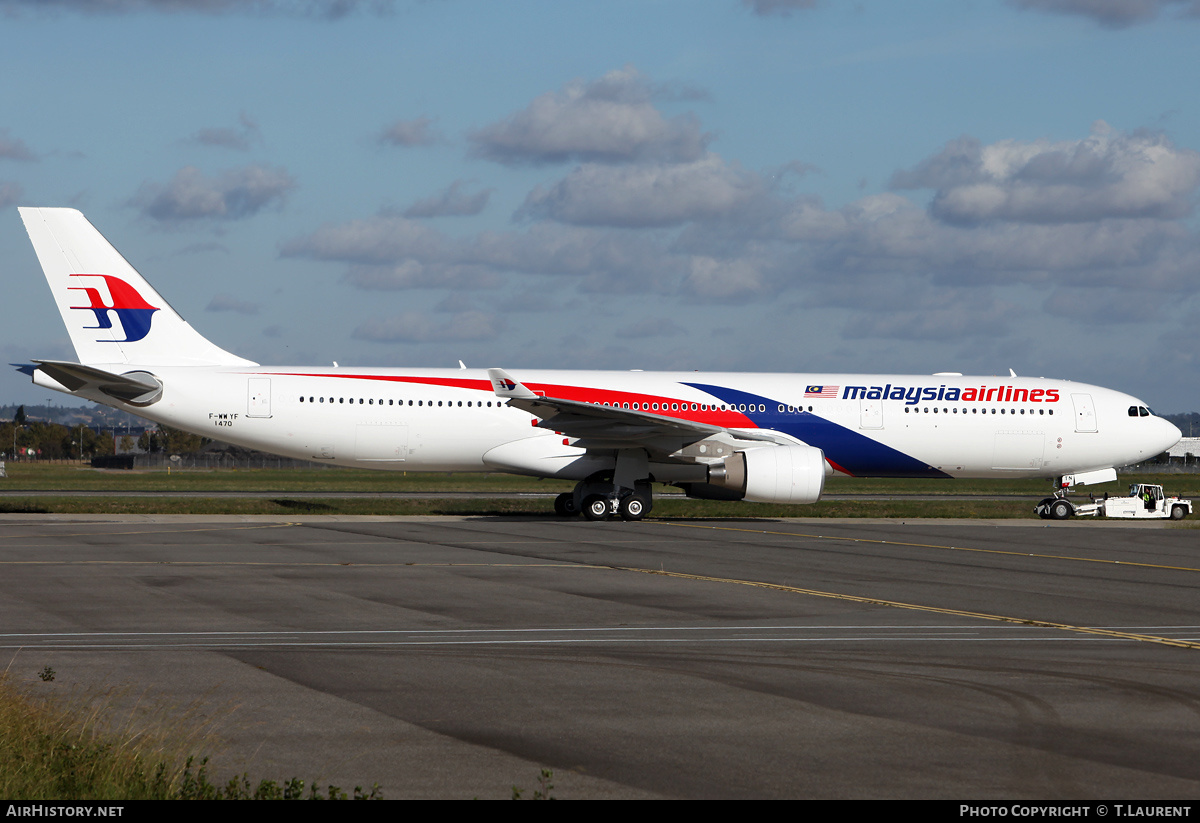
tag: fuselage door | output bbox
[859,398,883,429]
[247,377,272,419]
[1071,393,1097,433]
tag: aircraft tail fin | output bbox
[19,207,256,368]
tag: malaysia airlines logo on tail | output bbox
[68,274,160,343]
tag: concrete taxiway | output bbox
[1,514,1198,799]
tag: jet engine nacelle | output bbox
[692,444,825,504]
[740,444,826,504]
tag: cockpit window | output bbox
[1129,406,1153,417]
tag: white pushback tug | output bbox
[1036,478,1192,521]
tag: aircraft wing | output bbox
[487,368,784,454]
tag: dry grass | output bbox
[0,667,382,800]
[0,668,222,800]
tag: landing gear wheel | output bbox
[554,492,579,517]
[582,495,611,521]
[618,494,649,522]
[1171,505,1187,520]
[1049,499,1073,521]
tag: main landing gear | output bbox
[554,476,654,522]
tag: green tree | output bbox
[164,426,208,454]
[60,425,109,460]
[138,426,208,455]
[137,429,159,453]
[28,422,67,459]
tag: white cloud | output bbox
[342,261,503,291]
[840,289,1022,341]
[1042,287,1164,323]
[285,216,687,292]
[890,124,1200,224]
[131,164,295,221]
[469,66,710,166]
[206,293,261,314]
[780,190,1200,289]
[285,119,1200,373]
[190,112,260,151]
[0,1,394,19]
[378,116,442,148]
[0,129,36,161]
[1007,0,1193,28]
[680,256,770,301]
[0,181,22,209]
[402,180,491,218]
[741,0,819,16]
[281,214,446,264]
[352,310,504,343]
[518,155,768,228]
[616,317,687,339]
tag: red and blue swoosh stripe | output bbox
[684,382,949,478]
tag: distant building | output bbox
[1168,437,1200,461]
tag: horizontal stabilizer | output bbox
[32,359,163,406]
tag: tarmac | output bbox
[1,513,1197,799]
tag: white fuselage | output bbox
[100,366,1179,481]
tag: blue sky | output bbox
[1,0,1198,411]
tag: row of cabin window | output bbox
[298,396,1058,418]
[299,397,499,407]
[295,397,867,415]
[300,396,764,412]
[595,401,754,412]
[903,407,1055,415]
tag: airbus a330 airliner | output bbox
[14,207,1183,520]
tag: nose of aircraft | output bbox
[1154,417,1183,456]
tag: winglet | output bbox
[487,368,538,399]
